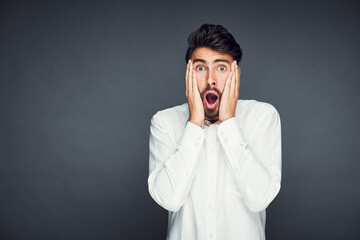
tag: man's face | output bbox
[191,47,234,122]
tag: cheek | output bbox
[216,73,228,93]
[195,72,206,91]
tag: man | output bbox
[148,24,281,240]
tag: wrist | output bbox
[219,113,235,123]
[189,118,204,128]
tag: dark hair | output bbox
[185,24,242,63]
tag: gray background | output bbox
[1,0,359,239]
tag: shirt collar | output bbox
[204,119,220,126]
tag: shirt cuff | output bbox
[164,121,204,170]
[217,117,248,148]
[178,121,205,150]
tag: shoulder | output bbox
[151,103,189,127]
[236,99,280,119]
[235,99,281,141]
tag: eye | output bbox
[218,65,226,72]
[196,65,205,71]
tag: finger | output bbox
[189,60,193,92]
[185,60,190,94]
[231,61,237,89]
[192,69,198,93]
[236,66,240,94]
[224,69,233,95]
[237,65,241,89]
[234,61,239,94]
[185,59,190,83]
[228,61,235,92]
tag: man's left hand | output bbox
[219,60,241,122]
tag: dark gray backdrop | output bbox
[1,0,359,239]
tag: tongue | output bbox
[206,93,217,104]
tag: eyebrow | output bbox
[193,58,231,64]
[214,59,231,64]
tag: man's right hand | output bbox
[185,60,204,128]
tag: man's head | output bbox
[185,24,242,122]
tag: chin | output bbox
[204,107,219,122]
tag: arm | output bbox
[218,107,282,213]
[148,60,205,212]
[218,61,281,212]
[148,114,204,212]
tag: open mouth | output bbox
[205,92,219,109]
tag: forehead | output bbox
[191,47,233,63]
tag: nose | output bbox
[206,70,216,87]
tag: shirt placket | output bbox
[206,124,218,240]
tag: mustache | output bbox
[200,86,222,99]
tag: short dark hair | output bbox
[185,24,242,63]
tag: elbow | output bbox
[246,181,281,213]
[148,183,184,212]
[161,201,183,212]
[246,201,270,213]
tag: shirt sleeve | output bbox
[148,113,205,212]
[217,106,282,212]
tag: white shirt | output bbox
[148,99,282,240]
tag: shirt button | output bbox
[209,233,213,239]
[209,149,214,154]
[224,138,228,144]
[186,172,189,176]
[195,143,199,147]
[208,204,212,209]
[210,177,213,183]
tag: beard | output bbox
[200,86,222,122]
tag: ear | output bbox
[238,66,241,76]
